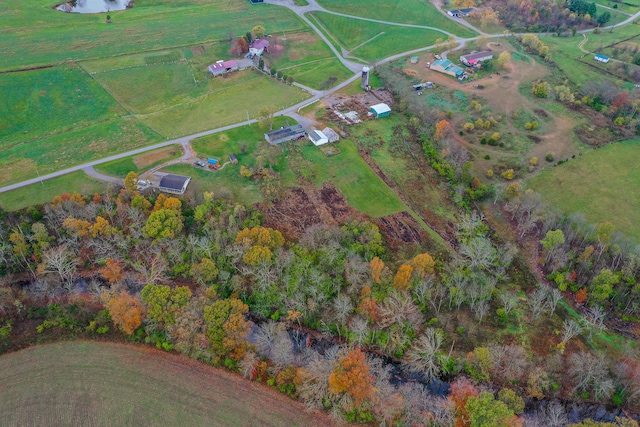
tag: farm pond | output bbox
[56,0,130,13]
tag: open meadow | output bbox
[315,0,476,37]
[310,12,445,62]
[0,341,334,427]
[528,137,640,240]
[94,145,182,178]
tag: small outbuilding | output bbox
[447,8,474,17]
[158,174,191,195]
[370,103,391,118]
[249,39,270,56]
[322,127,340,143]
[309,129,329,146]
[208,60,239,76]
[230,153,238,164]
[410,56,419,64]
[265,124,306,145]
[594,54,610,63]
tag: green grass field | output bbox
[315,0,476,38]
[0,64,125,148]
[528,138,640,240]
[95,145,182,178]
[310,12,445,62]
[0,118,162,187]
[189,117,407,217]
[0,0,305,71]
[0,341,333,426]
[0,172,108,212]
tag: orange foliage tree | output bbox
[412,253,435,278]
[358,285,379,322]
[328,347,376,405]
[575,288,588,304]
[449,377,479,427]
[101,290,146,335]
[370,256,385,284]
[100,258,123,284]
[434,119,451,141]
[393,264,414,291]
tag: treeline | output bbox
[0,176,639,423]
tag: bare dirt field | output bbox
[133,146,181,169]
[403,45,581,162]
[0,341,336,427]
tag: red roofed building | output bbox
[249,39,270,56]
[208,60,239,76]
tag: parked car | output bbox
[195,161,206,167]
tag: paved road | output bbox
[3,0,640,194]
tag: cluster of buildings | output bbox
[428,50,494,80]
[208,38,270,77]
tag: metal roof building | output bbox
[264,124,306,145]
[322,127,340,143]
[370,103,391,118]
[460,50,493,67]
[594,54,610,63]
[208,60,239,76]
[430,59,465,78]
[309,129,329,146]
[158,174,191,195]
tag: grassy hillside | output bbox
[0,341,334,427]
[528,138,640,240]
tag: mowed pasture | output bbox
[90,56,310,137]
[0,0,305,71]
[94,145,182,178]
[310,12,444,62]
[0,171,108,212]
[0,341,335,427]
[315,0,476,38]
[528,138,640,240]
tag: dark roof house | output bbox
[264,125,306,145]
[158,174,191,195]
[460,50,493,67]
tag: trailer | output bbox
[208,158,220,169]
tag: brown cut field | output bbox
[0,341,335,427]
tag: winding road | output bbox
[2,0,640,195]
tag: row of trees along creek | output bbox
[0,169,639,424]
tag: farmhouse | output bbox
[430,59,465,78]
[265,124,306,145]
[158,174,191,195]
[370,103,391,118]
[322,127,340,143]
[447,8,474,17]
[309,129,329,146]
[208,60,239,76]
[249,39,270,56]
[460,50,493,67]
[594,54,610,63]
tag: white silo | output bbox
[361,66,370,89]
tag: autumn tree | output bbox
[465,391,518,427]
[393,264,414,291]
[497,51,512,69]
[191,257,219,286]
[124,171,139,192]
[449,377,479,427]
[252,25,266,38]
[142,209,184,240]
[102,290,146,335]
[204,298,251,362]
[412,253,435,278]
[358,285,379,322]
[258,105,278,130]
[328,347,376,405]
[100,258,123,284]
[435,119,451,141]
[141,284,192,328]
[236,226,284,249]
[370,256,385,284]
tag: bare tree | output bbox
[460,237,498,270]
[472,300,490,324]
[378,290,424,330]
[546,288,562,316]
[582,305,607,339]
[537,400,568,427]
[498,291,519,314]
[332,293,353,338]
[527,287,548,322]
[404,328,444,381]
[240,351,259,379]
[568,351,615,398]
[561,319,582,345]
[42,244,77,292]
[349,316,369,345]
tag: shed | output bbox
[594,54,610,63]
[410,56,419,64]
[208,60,239,76]
[158,174,191,195]
[230,153,238,164]
[309,130,329,146]
[249,39,270,56]
[460,51,493,67]
[370,103,391,118]
[322,127,340,143]
[264,124,306,145]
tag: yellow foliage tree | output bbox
[434,119,451,141]
[62,217,92,237]
[236,226,284,249]
[242,245,273,265]
[412,253,435,278]
[393,264,414,291]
